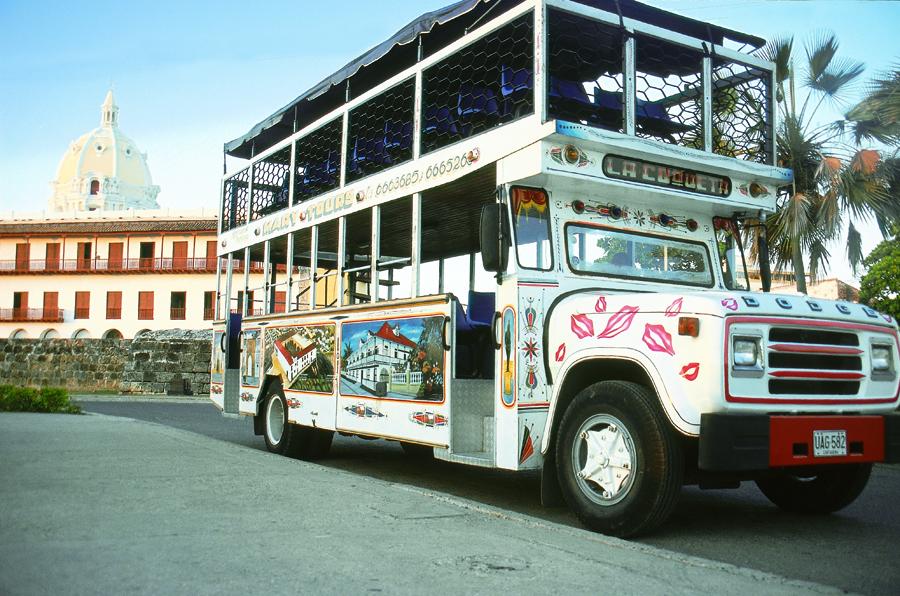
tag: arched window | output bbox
[72,329,91,339]
[40,329,60,339]
[10,329,28,339]
[102,329,123,340]
[90,179,100,195]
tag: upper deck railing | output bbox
[220,0,775,236]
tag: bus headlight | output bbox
[872,344,893,373]
[733,337,762,368]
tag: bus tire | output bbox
[262,384,333,460]
[755,463,872,514]
[555,380,682,538]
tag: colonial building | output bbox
[273,338,317,386]
[0,209,227,339]
[345,322,418,389]
[0,92,279,340]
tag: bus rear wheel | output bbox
[755,464,872,514]
[263,384,333,460]
[556,381,682,538]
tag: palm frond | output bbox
[804,31,840,86]
[814,56,865,98]
[760,35,794,86]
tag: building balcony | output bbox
[203,308,215,320]
[0,308,64,322]
[138,309,154,320]
[170,307,186,320]
[106,308,122,320]
[0,258,270,275]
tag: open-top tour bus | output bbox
[210,0,900,537]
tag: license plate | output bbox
[813,430,847,457]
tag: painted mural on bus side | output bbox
[264,324,336,394]
[211,330,225,384]
[340,316,445,402]
[241,329,261,386]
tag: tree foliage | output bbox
[858,231,900,319]
[759,33,897,291]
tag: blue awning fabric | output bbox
[224,0,764,158]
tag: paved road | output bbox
[81,399,900,595]
[0,411,836,596]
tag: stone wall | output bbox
[121,329,213,395]
[0,329,212,394]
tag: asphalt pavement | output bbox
[0,409,844,596]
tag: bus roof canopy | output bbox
[224,0,765,159]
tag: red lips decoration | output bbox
[642,323,675,355]
[665,297,683,317]
[679,362,700,381]
[597,305,639,338]
[555,343,566,362]
[571,313,594,339]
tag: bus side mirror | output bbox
[480,204,510,273]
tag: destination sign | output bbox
[602,155,731,198]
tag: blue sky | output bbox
[1,0,897,280]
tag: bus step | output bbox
[435,449,495,468]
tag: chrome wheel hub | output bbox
[572,414,635,505]
[266,396,284,446]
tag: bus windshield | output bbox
[566,225,713,287]
[714,217,749,290]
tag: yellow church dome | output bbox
[50,91,160,212]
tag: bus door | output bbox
[222,311,242,414]
[335,299,455,447]
[496,186,554,471]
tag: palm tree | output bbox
[844,64,900,146]
[760,34,895,292]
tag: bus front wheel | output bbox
[263,385,333,460]
[555,381,682,538]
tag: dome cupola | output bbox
[49,90,160,212]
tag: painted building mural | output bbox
[241,329,261,386]
[341,316,445,401]
[211,330,225,384]
[264,324,336,393]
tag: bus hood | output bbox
[559,289,896,330]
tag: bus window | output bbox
[315,219,340,308]
[266,236,288,314]
[246,243,266,315]
[290,228,313,311]
[714,217,749,290]
[419,166,499,298]
[378,197,413,301]
[343,209,372,305]
[512,187,552,271]
[566,225,713,288]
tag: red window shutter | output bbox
[172,241,188,269]
[205,240,218,270]
[108,243,123,269]
[75,291,90,319]
[15,244,30,270]
[274,291,286,313]
[138,292,154,320]
[45,243,60,270]
[106,292,122,319]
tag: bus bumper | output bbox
[698,413,900,471]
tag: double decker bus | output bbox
[210,0,900,537]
